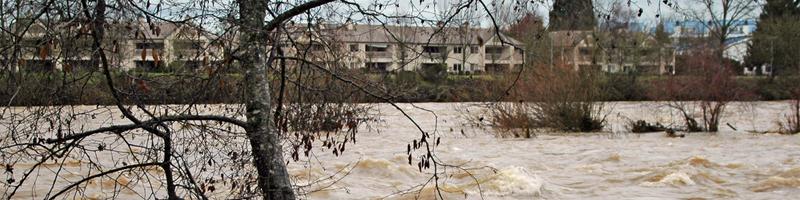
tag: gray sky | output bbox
[344,0,762,28]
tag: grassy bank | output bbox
[1,71,798,106]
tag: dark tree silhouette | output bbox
[548,0,596,31]
[746,0,800,75]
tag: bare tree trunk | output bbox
[238,0,295,199]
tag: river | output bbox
[3,102,800,199]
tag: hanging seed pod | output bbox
[152,49,160,66]
[38,44,49,60]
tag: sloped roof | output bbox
[548,30,591,47]
[121,21,180,40]
[550,30,667,49]
[13,19,182,40]
[302,24,523,47]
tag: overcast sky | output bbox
[341,0,763,28]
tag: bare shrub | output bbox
[524,65,607,132]
[482,64,607,135]
[487,102,535,138]
[651,49,742,132]
[778,89,800,134]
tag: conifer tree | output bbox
[548,0,596,31]
[747,0,800,75]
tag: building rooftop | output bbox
[304,24,524,47]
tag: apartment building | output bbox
[549,30,676,75]
[284,23,526,73]
[2,20,220,72]
[4,21,523,74]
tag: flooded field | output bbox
[3,102,800,199]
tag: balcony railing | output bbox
[422,52,444,59]
[485,53,508,60]
[365,51,392,58]
[175,49,203,58]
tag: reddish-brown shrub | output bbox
[482,62,607,134]
[649,49,744,132]
[779,88,800,134]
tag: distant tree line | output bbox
[746,0,800,76]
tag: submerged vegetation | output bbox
[649,50,744,132]
[628,120,667,133]
[480,64,608,135]
[778,89,800,134]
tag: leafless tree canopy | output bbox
[0,0,544,199]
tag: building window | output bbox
[366,62,388,72]
[350,44,359,52]
[174,40,204,50]
[579,48,591,55]
[453,64,463,72]
[485,46,504,54]
[365,44,388,52]
[453,47,463,54]
[470,46,479,54]
[135,42,165,50]
[423,46,442,53]
[21,60,55,72]
[134,61,165,71]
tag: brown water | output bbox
[3,102,800,199]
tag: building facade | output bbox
[549,30,676,75]
[3,21,524,74]
[2,20,221,72]
[281,23,525,74]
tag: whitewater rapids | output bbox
[3,102,800,199]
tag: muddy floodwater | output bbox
[3,102,800,199]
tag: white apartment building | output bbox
[4,20,221,72]
[285,24,526,73]
[549,30,676,75]
[5,21,524,74]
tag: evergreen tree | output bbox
[548,0,596,31]
[747,0,800,75]
[759,0,800,17]
[654,20,671,46]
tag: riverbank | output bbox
[1,72,798,106]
